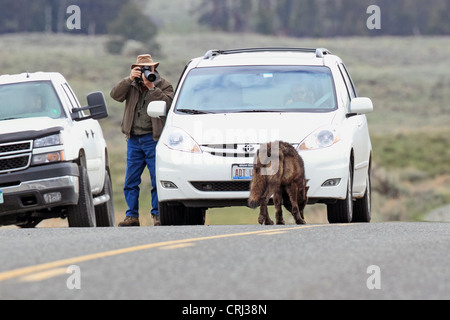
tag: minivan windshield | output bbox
[0,81,64,121]
[175,66,336,114]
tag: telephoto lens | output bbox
[141,67,157,82]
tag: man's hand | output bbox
[130,67,142,81]
[142,75,155,90]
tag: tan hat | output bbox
[131,54,159,69]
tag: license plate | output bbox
[0,190,3,204]
[232,164,253,180]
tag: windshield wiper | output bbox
[236,109,280,113]
[176,108,212,115]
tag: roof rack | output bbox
[203,47,332,59]
[315,48,332,58]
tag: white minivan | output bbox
[148,48,373,225]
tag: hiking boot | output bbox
[152,214,161,226]
[118,216,140,227]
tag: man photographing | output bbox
[111,54,174,227]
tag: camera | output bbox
[136,66,157,83]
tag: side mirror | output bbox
[147,101,167,118]
[72,91,108,121]
[87,91,108,120]
[349,97,373,115]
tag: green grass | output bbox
[1,32,449,224]
[372,129,450,177]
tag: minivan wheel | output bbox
[160,202,206,225]
[327,163,353,223]
[184,207,206,225]
[353,168,371,222]
[159,202,185,225]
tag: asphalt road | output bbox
[0,222,448,300]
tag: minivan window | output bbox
[0,81,64,121]
[175,66,336,114]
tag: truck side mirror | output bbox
[72,91,108,121]
[147,101,167,118]
[87,91,108,120]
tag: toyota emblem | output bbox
[243,144,255,153]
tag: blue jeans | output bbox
[124,134,158,218]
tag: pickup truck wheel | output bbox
[67,165,96,227]
[95,169,115,227]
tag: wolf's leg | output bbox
[273,190,285,225]
[258,189,274,225]
[286,184,306,224]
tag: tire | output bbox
[159,202,185,225]
[184,207,206,225]
[95,169,115,227]
[327,163,353,223]
[353,168,371,222]
[159,202,206,225]
[67,165,96,227]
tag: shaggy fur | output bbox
[248,141,308,225]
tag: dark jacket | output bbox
[110,74,174,140]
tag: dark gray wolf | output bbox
[248,141,308,225]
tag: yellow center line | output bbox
[19,268,68,282]
[259,231,288,236]
[159,242,196,250]
[0,224,338,282]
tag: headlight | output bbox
[298,125,340,151]
[164,127,201,153]
[34,133,62,148]
[31,151,65,165]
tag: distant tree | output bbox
[106,2,159,55]
[197,0,450,37]
[0,0,128,35]
[74,0,128,35]
[426,0,450,34]
[255,0,277,35]
[198,0,252,32]
[276,0,319,37]
[232,0,253,32]
[199,0,229,31]
[0,0,46,33]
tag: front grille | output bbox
[191,181,251,192]
[0,142,32,156]
[0,140,33,174]
[201,144,258,158]
[0,155,31,173]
